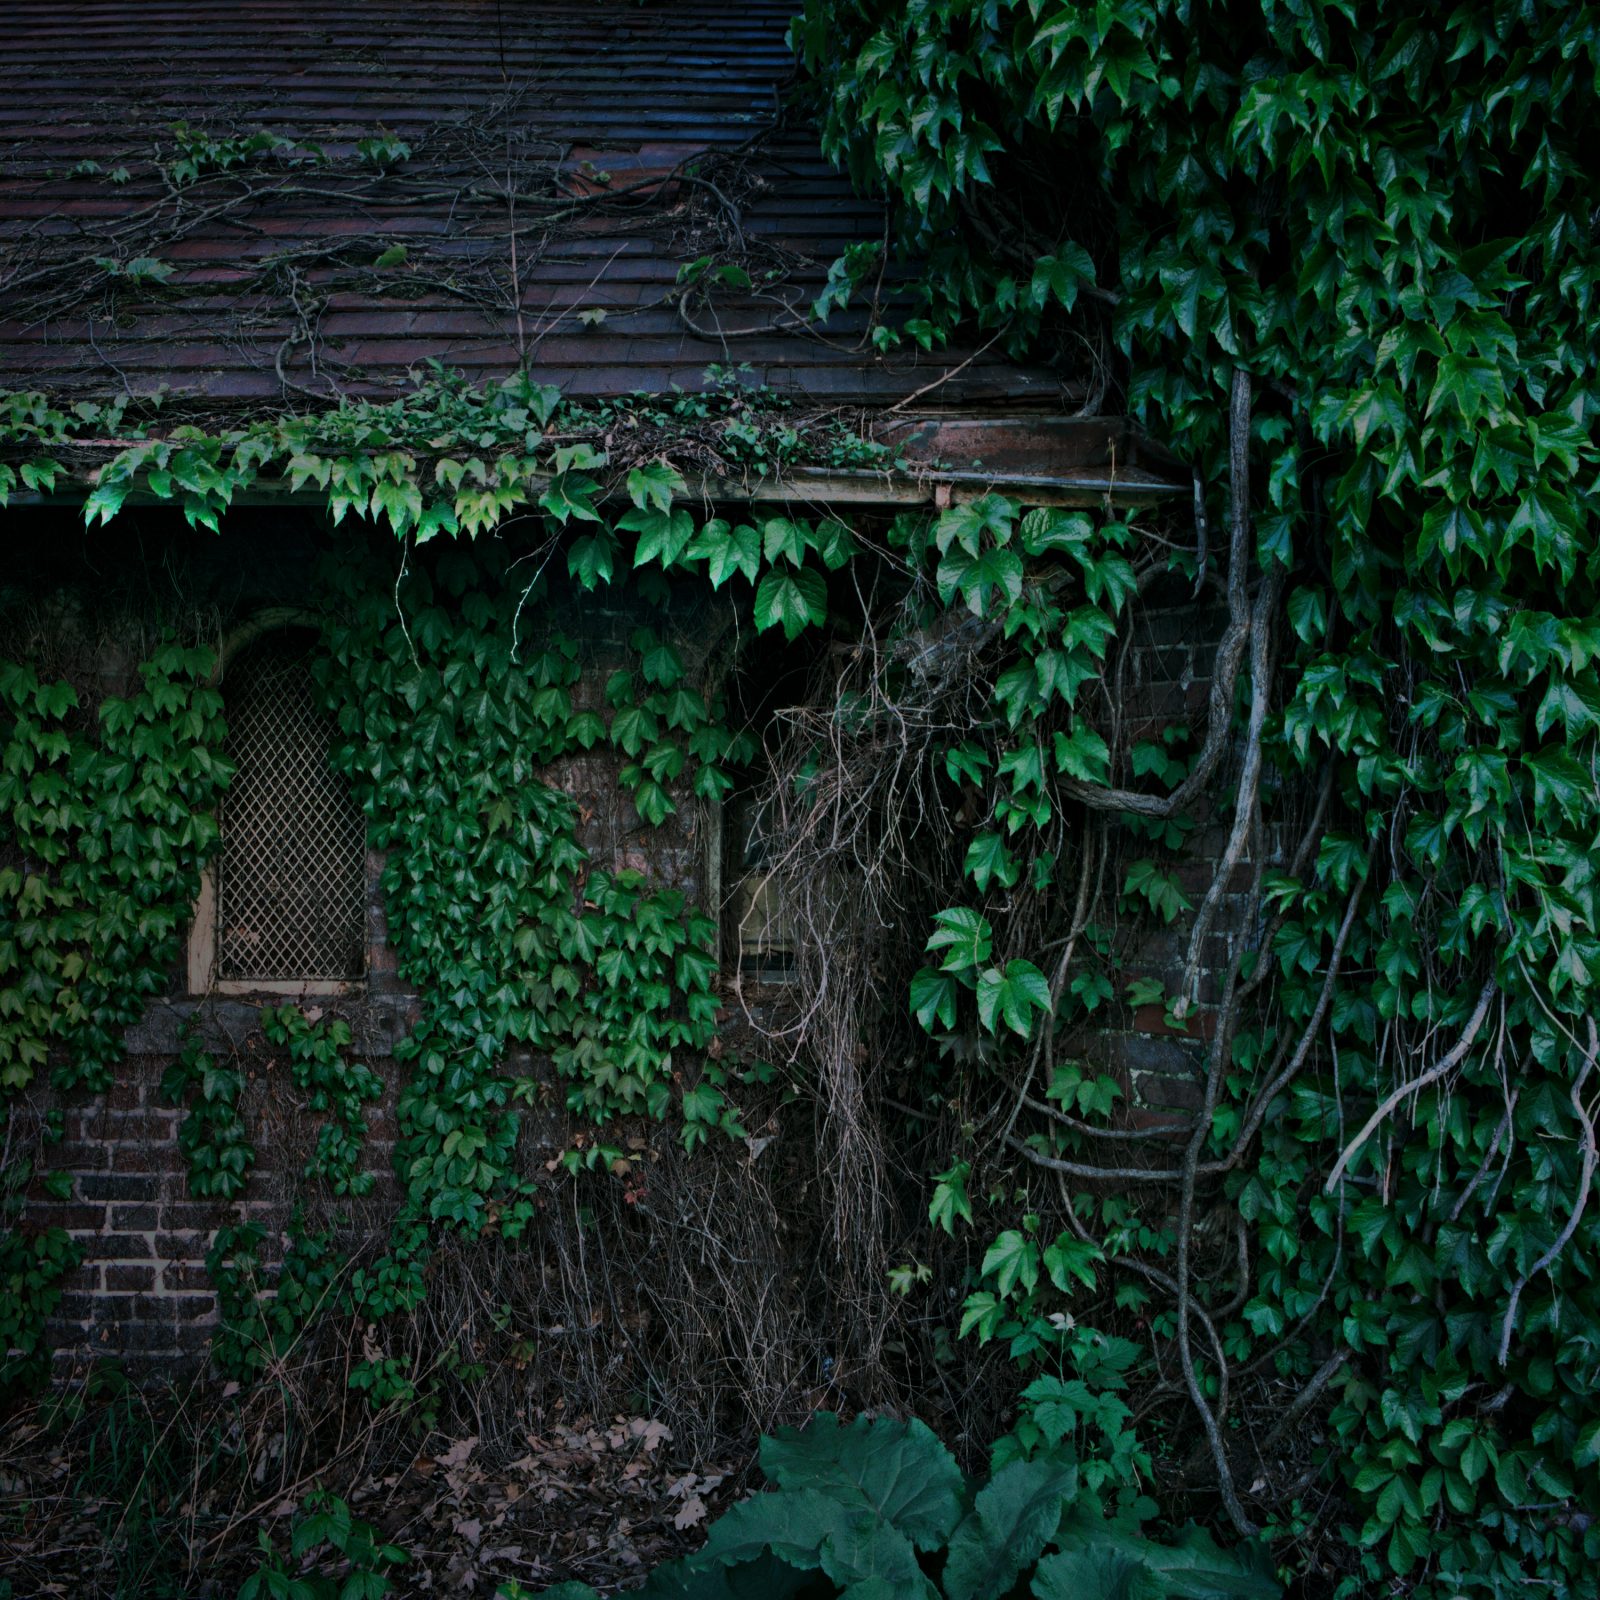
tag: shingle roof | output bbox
[0,0,1075,413]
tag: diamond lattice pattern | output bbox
[216,632,366,982]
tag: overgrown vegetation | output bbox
[782,1,1600,1593]
[1,642,230,1391]
[3,2,1599,1597]
[518,1410,1279,1600]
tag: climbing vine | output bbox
[779,2,1600,1595]
[312,537,739,1240]
[0,639,231,1393]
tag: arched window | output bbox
[188,627,366,994]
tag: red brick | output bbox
[155,1231,214,1257]
[73,1232,154,1259]
[104,1263,157,1291]
[106,1078,144,1111]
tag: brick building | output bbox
[0,1,1203,1380]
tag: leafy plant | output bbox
[162,1025,255,1200]
[788,1,1600,1590]
[520,1411,1276,1600]
[238,1490,406,1600]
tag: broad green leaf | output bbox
[695,1488,931,1598]
[976,959,1052,1036]
[965,832,1020,891]
[925,907,992,973]
[758,1412,966,1551]
[567,530,616,587]
[980,1229,1039,1296]
[1042,1235,1102,1294]
[687,519,762,586]
[1053,725,1110,784]
[910,967,959,1031]
[1020,509,1091,556]
[625,506,696,568]
[762,517,808,568]
[929,1162,973,1234]
[942,1458,1078,1600]
[539,472,600,525]
[753,567,828,640]
[1050,1509,1280,1600]
[627,460,686,514]
[1030,1546,1150,1600]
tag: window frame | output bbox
[186,609,369,999]
[719,788,800,985]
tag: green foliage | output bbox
[164,121,293,186]
[0,366,889,559]
[0,638,228,1389]
[162,1025,255,1201]
[521,1411,1276,1600]
[0,1161,81,1394]
[313,545,729,1238]
[260,1007,384,1197]
[207,1218,344,1381]
[791,2,1600,1592]
[0,642,231,1094]
[10,13,1600,1571]
[238,1489,406,1600]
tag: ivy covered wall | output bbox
[3,494,1230,1415]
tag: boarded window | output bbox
[214,632,365,983]
[726,793,796,981]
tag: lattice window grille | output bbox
[215,633,366,983]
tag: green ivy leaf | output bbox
[975,959,1052,1037]
[687,518,761,586]
[964,832,1020,891]
[762,517,809,568]
[753,567,828,641]
[567,530,616,588]
[910,967,959,1031]
[627,460,686,514]
[980,1230,1039,1297]
[623,506,695,567]
[925,907,992,973]
[1053,724,1111,784]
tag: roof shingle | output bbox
[0,0,1074,413]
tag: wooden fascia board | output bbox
[5,464,1182,514]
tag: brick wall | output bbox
[6,511,1256,1383]
[1065,585,1265,1116]
[28,1053,405,1374]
